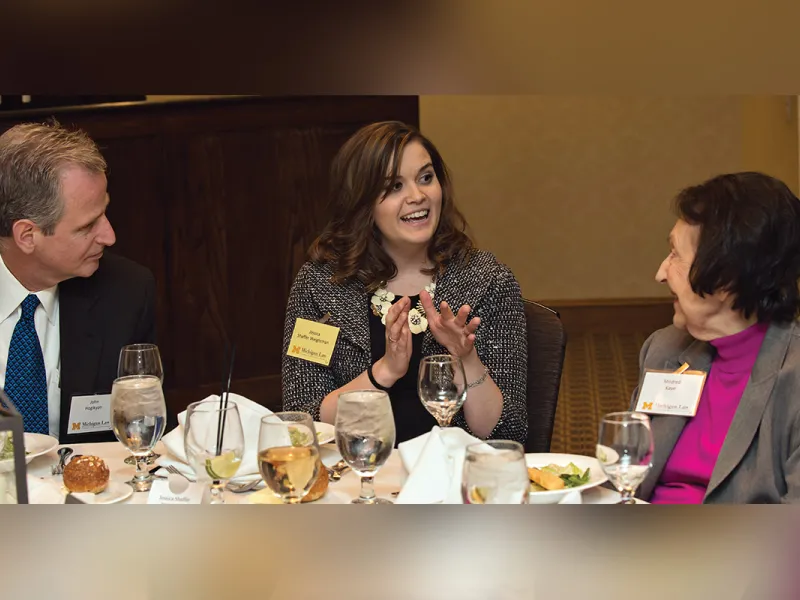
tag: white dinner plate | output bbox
[23,433,59,464]
[526,453,608,504]
[70,481,133,504]
[313,422,335,445]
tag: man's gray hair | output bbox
[0,120,106,237]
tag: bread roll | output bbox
[301,458,328,503]
[63,455,110,494]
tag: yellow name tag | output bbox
[286,318,340,366]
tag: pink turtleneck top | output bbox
[650,321,769,504]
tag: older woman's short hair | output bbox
[675,171,800,323]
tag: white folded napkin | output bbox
[395,426,483,504]
[26,476,66,504]
[159,393,274,479]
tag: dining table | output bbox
[23,439,633,504]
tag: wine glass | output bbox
[118,344,164,465]
[461,440,530,504]
[118,344,164,383]
[596,411,654,504]
[183,399,244,504]
[258,412,321,504]
[110,375,168,492]
[418,354,468,427]
[335,390,396,504]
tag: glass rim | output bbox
[338,389,389,401]
[113,374,161,384]
[600,411,650,424]
[421,353,460,363]
[120,343,159,351]
[186,398,240,412]
[465,440,525,454]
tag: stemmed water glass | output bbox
[418,354,468,427]
[183,399,244,504]
[258,412,321,504]
[118,344,164,465]
[596,411,654,504]
[335,390,396,504]
[110,375,168,492]
[461,440,530,504]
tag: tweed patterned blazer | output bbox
[282,249,528,443]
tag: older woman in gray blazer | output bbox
[633,172,800,504]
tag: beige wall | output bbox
[420,95,798,302]
[741,96,799,193]
[143,95,799,302]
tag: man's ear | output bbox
[11,219,38,255]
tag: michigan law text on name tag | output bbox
[286,318,340,366]
[635,370,707,417]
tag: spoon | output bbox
[51,447,74,475]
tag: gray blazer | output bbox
[631,320,800,503]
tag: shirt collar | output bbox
[0,254,59,325]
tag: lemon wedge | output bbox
[205,451,241,480]
[469,486,490,504]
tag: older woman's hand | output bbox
[373,296,412,386]
[419,290,480,358]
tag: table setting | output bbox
[13,419,645,505]
[1,344,653,505]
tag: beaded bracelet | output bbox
[468,365,490,389]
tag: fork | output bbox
[227,479,263,493]
[164,464,196,483]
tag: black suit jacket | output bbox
[57,252,156,444]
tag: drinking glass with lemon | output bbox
[184,399,244,504]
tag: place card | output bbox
[634,369,707,417]
[147,478,204,505]
[286,318,340,366]
[67,394,112,434]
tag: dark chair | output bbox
[522,300,567,453]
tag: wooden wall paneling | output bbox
[96,136,171,364]
[0,96,421,419]
[544,299,675,337]
[164,132,231,403]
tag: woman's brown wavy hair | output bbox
[309,121,473,291]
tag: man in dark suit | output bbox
[0,120,156,443]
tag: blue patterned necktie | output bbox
[5,294,48,434]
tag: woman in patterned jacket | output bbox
[282,121,528,444]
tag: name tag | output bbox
[286,318,340,366]
[635,370,707,417]
[68,394,112,433]
[147,478,204,505]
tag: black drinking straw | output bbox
[214,343,236,457]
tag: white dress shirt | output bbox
[0,255,61,437]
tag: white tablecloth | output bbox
[25,441,628,504]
